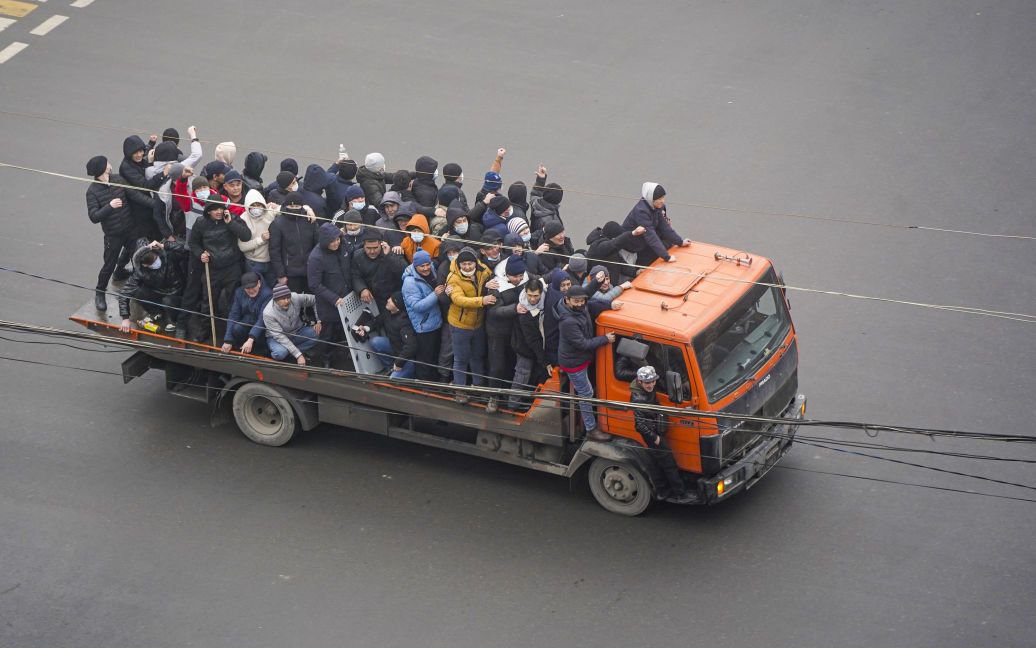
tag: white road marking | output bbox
[28,12,65,35]
[70,0,93,6]
[0,40,28,63]
[0,17,16,31]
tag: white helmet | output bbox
[637,365,659,382]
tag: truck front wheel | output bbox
[232,382,297,446]
[587,457,653,516]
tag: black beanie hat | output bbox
[488,195,511,215]
[162,128,180,144]
[457,248,478,264]
[442,162,462,182]
[507,181,527,205]
[481,230,503,244]
[86,155,107,178]
[389,291,404,311]
[283,191,305,207]
[566,285,588,299]
[602,221,623,239]
[543,182,564,205]
[653,184,666,200]
[154,141,179,163]
[276,171,295,190]
[361,229,383,242]
[337,159,358,181]
[280,158,299,176]
[203,196,227,215]
[544,221,565,239]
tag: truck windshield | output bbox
[694,269,791,403]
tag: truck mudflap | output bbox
[700,394,806,504]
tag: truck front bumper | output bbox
[700,393,806,504]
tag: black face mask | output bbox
[569,303,585,312]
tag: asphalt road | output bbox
[1,1,1034,647]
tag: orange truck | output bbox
[72,241,805,516]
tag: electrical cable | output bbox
[1,350,1034,506]
[2,162,1035,325]
[0,107,1032,240]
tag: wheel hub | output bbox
[602,466,638,502]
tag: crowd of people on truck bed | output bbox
[84,127,693,435]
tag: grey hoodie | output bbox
[262,293,317,358]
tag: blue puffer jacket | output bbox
[401,262,443,333]
[481,207,509,238]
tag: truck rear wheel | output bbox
[232,383,297,446]
[587,457,653,516]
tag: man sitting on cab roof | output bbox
[622,182,693,265]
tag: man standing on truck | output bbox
[630,365,690,500]
[557,285,615,441]
[263,284,321,365]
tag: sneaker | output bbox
[485,397,498,414]
[454,391,469,404]
[164,322,177,334]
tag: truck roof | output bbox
[596,241,772,343]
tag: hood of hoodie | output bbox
[122,135,146,160]
[318,222,343,250]
[303,163,333,192]
[244,189,267,209]
[414,155,438,181]
[585,226,604,246]
[446,206,467,231]
[406,213,431,235]
[244,152,267,179]
[641,182,660,202]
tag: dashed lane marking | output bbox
[0,17,16,31]
[28,12,65,35]
[0,40,28,63]
[0,0,38,19]
[70,0,93,6]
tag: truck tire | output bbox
[587,457,653,516]
[232,382,297,446]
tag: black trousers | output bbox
[134,289,182,324]
[654,438,686,496]
[414,329,442,382]
[487,334,515,390]
[97,233,136,291]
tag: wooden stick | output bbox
[203,255,217,345]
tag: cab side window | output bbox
[613,336,689,392]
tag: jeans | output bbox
[268,326,319,361]
[508,355,535,409]
[565,367,596,431]
[450,325,486,386]
[224,321,267,354]
[370,336,415,378]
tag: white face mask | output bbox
[460,267,475,277]
[447,254,458,262]
[346,227,362,236]
[196,189,211,201]
[148,257,162,270]
[351,201,366,211]
[455,222,468,235]
[410,231,425,244]
[248,206,264,218]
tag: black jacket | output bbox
[306,224,352,322]
[117,241,187,317]
[557,301,608,370]
[512,307,547,367]
[585,227,639,284]
[188,213,251,270]
[622,199,682,262]
[630,380,667,447]
[530,232,575,274]
[411,156,439,207]
[486,281,525,340]
[356,166,387,208]
[242,152,267,196]
[269,210,319,280]
[382,308,418,365]
[118,135,165,228]
[351,250,408,305]
[86,176,137,237]
[300,164,332,218]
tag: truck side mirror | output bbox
[666,370,686,404]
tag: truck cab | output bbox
[590,241,804,505]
